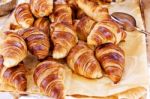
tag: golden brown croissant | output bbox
[76,0,110,22]
[54,4,72,24]
[101,0,112,3]
[74,16,96,41]
[18,27,50,60]
[0,56,27,91]
[87,20,126,47]
[67,41,103,78]
[30,0,53,18]
[50,22,78,59]
[15,3,34,28]
[1,32,27,68]
[95,43,125,83]
[76,9,87,19]
[0,56,3,70]
[34,17,50,36]
[10,23,22,30]
[33,58,65,99]
[66,0,78,11]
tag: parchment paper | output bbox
[142,0,150,64]
[0,0,149,99]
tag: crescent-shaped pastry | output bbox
[1,32,27,68]
[0,56,27,91]
[30,0,53,17]
[15,3,34,28]
[67,41,103,78]
[87,20,126,47]
[54,4,72,24]
[50,23,78,59]
[18,27,50,60]
[76,0,110,21]
[33,58,65,98]
[34,17,50,36]
[96,43,125,83]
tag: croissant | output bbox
[10,23,22,30]
[50,23,78,59]
[67,41,103,78]
[1,32,27,68]
[0,56,3,70]
[54,4,72,24]
[95,43,125,83]
[74,16,96,41]
[66,0,77,8]
[33,58,65,99]
[76,9,87,19]
[66,0,78,16]
[34,17,50,36]
[0,56,27,91]
[87,20,126,47]
[15,3,34,28]
[30,0,53,18]
[18,27,50,60]
[101,0,112,3]
[76,0,110,22]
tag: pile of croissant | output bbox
[0,0,127,98]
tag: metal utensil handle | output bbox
[136,27,150,35]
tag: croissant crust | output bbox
[33,58,65,99]
[74,16,96,41]
[1,32,27,68]
[15,3,34,28]
[96,43,125,83]
[87,20,126,47]
[0,56,27,91]
[18,27,50,59]
[54,4,72,24]
[34,17,50,36]
[76,0,110,21]
[50,23,78,59]
[30,0,53,17]
[67,41,103,78]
